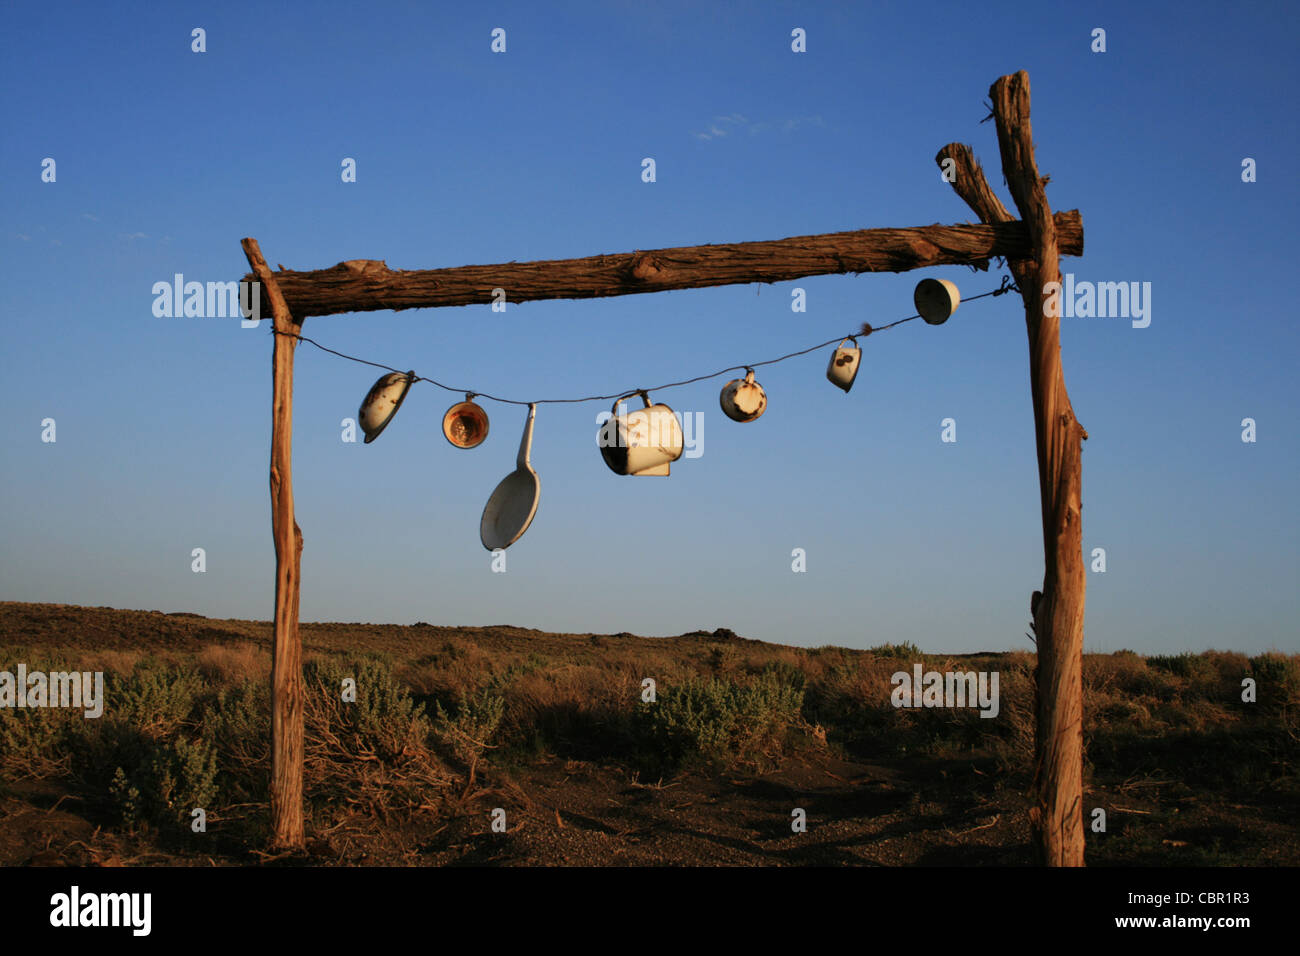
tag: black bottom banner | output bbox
[0,864,1280,943]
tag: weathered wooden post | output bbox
[241,238,306,851]
[937,71,1088,866]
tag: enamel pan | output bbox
[359,371,415,443]
[480,404,539,551]
[914,278,960,325]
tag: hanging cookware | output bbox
[719,368,767,423]
[597,390,684,476]
[358,370,415,443]
[914,278,960,325]
[480,404,540,550]
[825,338,860,393]
[443,394,490,449]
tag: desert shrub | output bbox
[397,639,491,701]
[706,645,740,675]
[638,671,805,770]
[204,656,457,827]
[1146,653,1186,675]
[203,680,270,804]
[1086,652,1146,694]
[486,662,641,761]
[866,642,923,660]
[0,651,86,779]
[483,656,547,693]
[1248,653,1295,681]
[106,660,206,736]
[301,655,451,809]
[757,660,806,692]
[105,735,218,828]
[801,653,1033,766]
[1123,662,1184,699]
[1202,650,1250,682]
[304,655,430,760]
[984,659,1036,771]
[800,656,899,754]
[1092,697,1152,726]
[64,659,217,828]
[1249,654,1300,712]
[74,722,218,829]
[884,657,1019,760]
[1147,652,1217,684]
[0,707,74,779]
[433,686,505,767]
[0,655,212,819]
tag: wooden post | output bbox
[937,71,1088,865]
[241,238,306,851]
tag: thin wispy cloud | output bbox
[748,115,824,136]
[118,232,148,240]
[694,113,824,141]
[81,213,100,222]
[693,113,749,140]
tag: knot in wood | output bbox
[341,259,389,276]
[630,252,665,281]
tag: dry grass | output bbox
[196,642,268,685]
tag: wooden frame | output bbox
[238,70,1086,865]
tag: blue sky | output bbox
[1,1,1296,654]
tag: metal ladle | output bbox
[479,404,539,550]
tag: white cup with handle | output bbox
[598,390,684,476]
[719,368,767,423]
[826,338,861,393]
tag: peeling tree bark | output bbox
[937,71,1088,866]
[239,214,1083,319]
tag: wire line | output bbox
[269,277,1019,406]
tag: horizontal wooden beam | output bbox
[240,211,1082,319]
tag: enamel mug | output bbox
[826,339,861,393]
[719,369,767,423]
[598,391,684,476]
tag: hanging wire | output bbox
[269,277,1019,407]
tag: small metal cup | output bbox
[443,396,490,449]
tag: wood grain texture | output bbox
[238,215,1083,319]
[241,237,306,851]
[939,72,1088,867]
